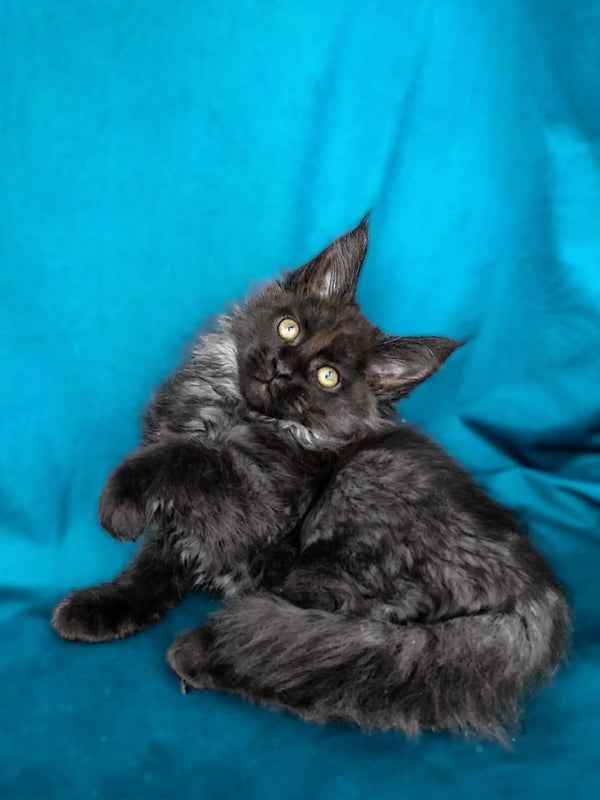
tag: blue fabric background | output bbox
[1,1,599,797]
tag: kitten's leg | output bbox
[52,533,191,642]
[98,445,166,541]
[260,539,369,614]
[98,440,239,541]
[275,566,361,613]
[249,529,300,591]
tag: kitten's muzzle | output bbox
[249,372,291,410]
[254,357,292,383]
[242,354,293,412]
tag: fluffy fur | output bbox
[52,218,570,742]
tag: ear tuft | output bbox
[368,335,464,399]
[284,216,369,302]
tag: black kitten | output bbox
[52,219,570,741]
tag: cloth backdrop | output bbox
[1,1,599,798]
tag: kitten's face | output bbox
[234,286,381,439]
[229,218,462,443]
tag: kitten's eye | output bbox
[278,318,300,341]
[316,366,339,388]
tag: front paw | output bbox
[250,540,299,591]
[99,456,155,541]
[52,587,139,642]
[167,627,217,690]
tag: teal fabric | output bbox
[1,1,599,797]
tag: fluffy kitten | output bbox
[52,218,569,741]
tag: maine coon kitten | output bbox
[52,219,570,741]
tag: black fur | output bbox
[52,218,570,741]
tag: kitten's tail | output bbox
[207,589,570,742]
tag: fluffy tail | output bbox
[207,589,570,741]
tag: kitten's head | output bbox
[229,218,462,443]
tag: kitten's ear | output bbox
[368,335,464,399]
[284,216,369,302]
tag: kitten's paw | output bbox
[99,459,155,541]
[167,627,217,690]
[250,540,299,590]
[52,587,141,642]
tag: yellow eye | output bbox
[316,366,339,388]
[277,318,300,341]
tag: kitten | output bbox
[52,218,570,741]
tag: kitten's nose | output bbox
[272,358,292,379]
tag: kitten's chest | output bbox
[175,424,336,597]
